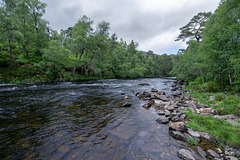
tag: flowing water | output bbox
[0,78,192,160]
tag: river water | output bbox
[0,78,191,160]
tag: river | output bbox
[0,78,191,160]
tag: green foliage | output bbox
[186,137,198,146]
[185,109,240,148]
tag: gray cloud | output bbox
[42,0,219,54]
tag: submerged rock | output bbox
[138,83,150,86]
[156,117,170,124]
[151,88,158,92]
[178,149,195,160]
[120,103,132,107]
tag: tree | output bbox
[176,12,212,42]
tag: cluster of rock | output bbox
[135,84,239,160]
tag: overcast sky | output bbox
[41,0,220,54]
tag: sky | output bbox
[41,0,220,55]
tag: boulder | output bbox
[169,122,187,132]
[164,110,171,117]
[171,116,181,122]
[196,146,207,160]
[156,117,170,124]
[157,95,169,101]
[207,149,220,159]
[179,113,187,120]
[178,149,195,160]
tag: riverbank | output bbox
[135,80,240,159]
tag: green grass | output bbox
[185,109,240,148]
[186,137,198,146]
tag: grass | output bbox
[185,109,240,148]
[186,137,198,146]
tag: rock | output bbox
[178,149,195,160]
[207,149,220,159]
[180,113,187,120]
[158,91,166,95]
[142,103,151,108]
[151,88,158,92]
[157,110,165,115]
[226,119,240,126]
[124,96,129,99]
[209,96,216,101]
[157,95,169,101]
[166,105,175,111]
[164,110,171,117]
[199,108,216,116]
[199,132,211,141]
[187,101,197,112]
[138,83,150,86]
[156,117,170,124]
[214,114,237,120]
[196,146,207,159]
[169,130,188,141]
[120,103,132,107]
[171,116,181,122]
[169,122,187,132]
[173,91,181,96]
[224,156,239,160]
[216,148,223,154]
[187,129,200,138]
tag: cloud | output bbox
[42,0,219,54]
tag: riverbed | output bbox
[0,78,191,159]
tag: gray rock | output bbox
[171,116,181,122]
[199,108,216,116]
[196,146,207,159]
[187,129,200,138]
[178,149,195,160]
[166,105,175,111]
[165,110,171,117]
[207,149,220,159]
[224,156,239,160]
[173,91,181,96]
[121,103,132,107]
[180,113,187,120]
[157,110,165,115]
[199,132,211,141]
[226,119,240,126]
[142,103,151,108]
[138,83,150,86]
[156,117,169,124]
[151,88,158,92]
[209,96,215,101]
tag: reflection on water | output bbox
[0,78,188,159]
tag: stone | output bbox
[142,103,151,108]
[209,96,216,101]
[151,88,158,92]
[158,95,169,101]
[156,117,170,124]
[164,110,171,117]
[124,96,129,99]
[157,110,165,115]
[199,132,211,141]
[169,122,187,132]
[224,156,239,160]
[196,146,207,159]
[180,113,187,120]
[169,130,187,141]
[199,108,215,116]
[216,148,223,154]
[166,105,175,111]
[207,149,220,159]
[178,149,195,160]
[173,91,181,96]
[187,129,200,138]
[120,103,132,107]
[171,116,181,122]
[226,119,240,126]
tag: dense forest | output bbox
[0,0,173,83]
[171,0,240,92]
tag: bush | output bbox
[201,81,220,92]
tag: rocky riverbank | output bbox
[134,81,240,160]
